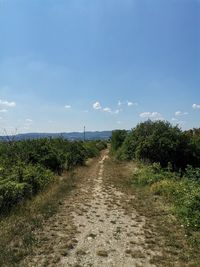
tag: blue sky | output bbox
[0,0,199,133]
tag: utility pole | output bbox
[84,126,86,141]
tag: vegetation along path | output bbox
[22,150,198,267]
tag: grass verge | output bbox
[0,170,76,267]
[104,158,200,267]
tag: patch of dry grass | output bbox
[0,170,76,267]
[103,158,200,267]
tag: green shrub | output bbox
[96,140,107,151]
[0,138,104,214]
[0,181,31,212]
[185,166,200,182]
[83,141,99,158]
[132,163,176,186]
[133,163,200,229]
[111,130,127,153]
[22,165,54,194]
[113,120,200,170]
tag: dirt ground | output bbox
[21,151,199,267]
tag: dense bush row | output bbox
[111,120,200,170]
[0,138,107,213]
[111,120,200,229]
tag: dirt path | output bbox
[23,151,161,267]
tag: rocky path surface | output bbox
[24,151,161,267]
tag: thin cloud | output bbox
[103,107,112,113]
[64,105,71,109]
[0,99,16,107]
[127,101,133,106]
[0,109,8,113]
[175,111,188,116]
[140,112,163,120]
[127,101,138,107]
[192,104,200,110]
[118,100,122,106]
[114,109,120,114]
[26,118,33,123]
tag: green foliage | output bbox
[113,120,200,170]
[0,181,31,212]
[0,138,106,214]
[111,130,127,153]
[0,163,53,213]
[185,166,200,182]
[112,121,200,230]
[132,164,200,229]
[96,140,108,151]
[133,163,177,186]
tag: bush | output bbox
[0,181,31,212]
[133,163,200,229]
[113,120,200,170]
[83,141,99,158]
[132,163,176,186]
[185,166,200,182]
[111,130,127,153]
[0,138,106,214]
[96,140,107,151]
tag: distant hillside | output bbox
[0,131,112,141]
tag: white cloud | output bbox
[140,112,163,120]
[127,101,133,106]
[26,118,33,123]
[64,105,71,109]
[114,109,120,114]
[103,107,112,113]
[117,121,122,124]
[118,100,122,106]
[0,109,8,113]
[93,102,121,115]
[192,104,200,110]
[175,111,188,116]
[127,101,138,107]
[0,99,16,107]
[103,108,121,115]
[93,101,102,110]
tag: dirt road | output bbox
[23,151,162,267]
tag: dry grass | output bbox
[103,158,200,267]
[0,169,78,267]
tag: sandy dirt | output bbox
[23,151,161,267]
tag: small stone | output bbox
[125,249,132,254]
[66,242,75,250]
[60,250,69,256]
[76,249,87,256]
[97,250,109,257]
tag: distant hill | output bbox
[0,131,112,141]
